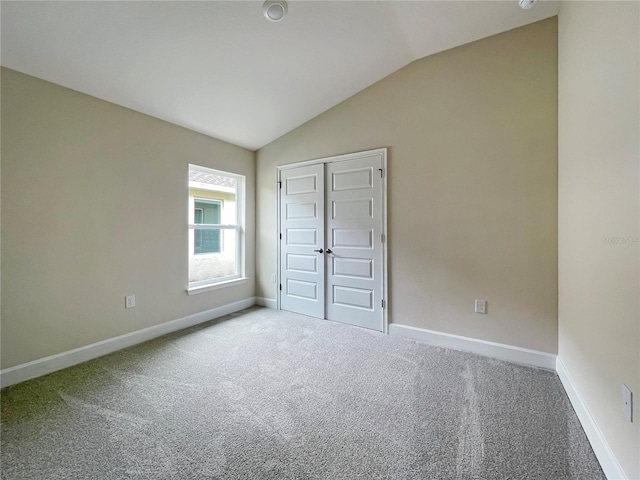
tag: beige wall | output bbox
[558,2,640,478]
[1,68,256,369]
[257,19,558,353]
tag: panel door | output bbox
[279,164,325,319]
[326,154,383,331]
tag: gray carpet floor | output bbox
[1,307,604,479]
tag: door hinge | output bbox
[378,168,383,178]
[381,234,385,243]
[279,233,282,240]
[278,181,282,189]
[381,299,385,308]
[279,283,282,291]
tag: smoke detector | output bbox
[519,0,537,9]
[263,1,288,22]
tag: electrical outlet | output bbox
[125,295,136,309]
[475,299,487,314]
[623,384,633,422]
[270,273,277,283]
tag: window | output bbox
[194,199,221,254]
[188,165,245,292]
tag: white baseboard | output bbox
[255,297,277,309]
[0,297,257,389]
[556,356,628,480]
[388,323,556,370]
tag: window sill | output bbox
[187,277,248,295]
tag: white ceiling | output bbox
[1,1,560,150]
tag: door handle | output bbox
[326,249,333,254]
[313,248,324,253]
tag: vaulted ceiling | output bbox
[1,1,560,150]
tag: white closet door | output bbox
[279,164,325,319]
[325,154,384,331]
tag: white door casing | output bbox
[278,149,387,332]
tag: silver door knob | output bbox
[326,249,333,254]
[313,248,324,253]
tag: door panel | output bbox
[332,228,374,248]
[332,199,373,220]
[332,257,373,279]
[286,254,318,273]
[286,228,317,246]
[286,202,317,219]
[279,164,325,318]
[286,279,318,300]
[285,174,318,195]
[332,285,374,310]
[326,155,383,331]
[332,168,373,191]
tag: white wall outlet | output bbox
[125,295,136,309]
[270,273,277,283]
[475,299,487,314]
[622,384,633,422]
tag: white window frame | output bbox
[187,165,246,294]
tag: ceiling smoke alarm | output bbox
[519,0,537,9]
[263,1,288,22]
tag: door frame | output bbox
[276,148,389,333]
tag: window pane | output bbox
[194,200,221,224]
[194,228,221,254]
[194,208,204,224]
[193,199,221,253]
[189,228,237,283]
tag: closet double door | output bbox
[279,150,386,332]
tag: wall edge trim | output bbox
[556,356,628,480]
[0,297,257,388]
[255,297,277,309]
[388,323,557,369]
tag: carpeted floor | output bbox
[1,307,604,479]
